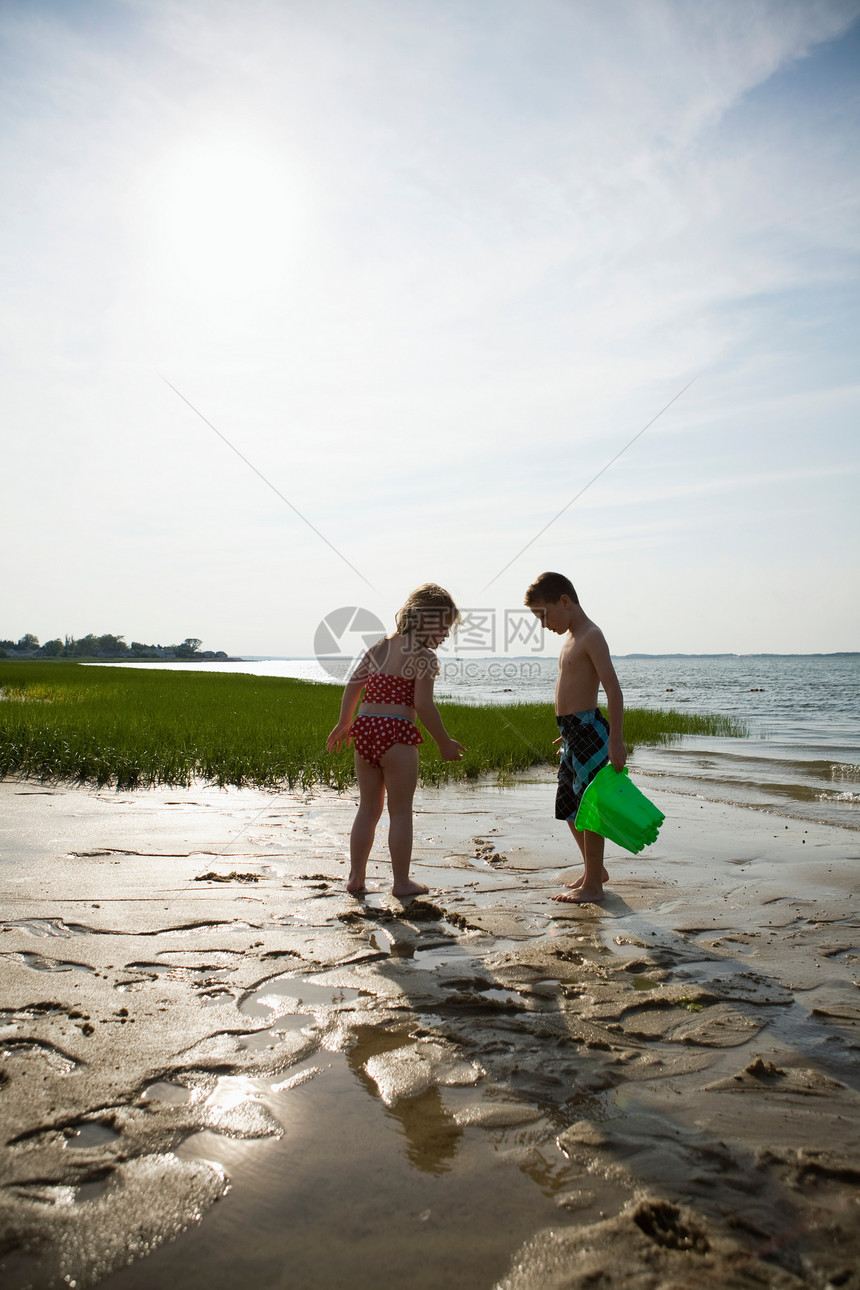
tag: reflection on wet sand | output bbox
[346,1024,464,1175]
[1,779,858,1290]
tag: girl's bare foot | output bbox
[553,886,605,905]
[392,879,429,899]
[346,875,367,895]
[565,867,609,891]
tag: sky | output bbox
[2,0,859,657]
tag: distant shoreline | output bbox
[2,651,856,664]
[0,656,246,664]
[615,651,860,659]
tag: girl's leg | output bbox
[378,743,424,897]
[349,752,385,893]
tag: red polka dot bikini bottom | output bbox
[350,713,423,767]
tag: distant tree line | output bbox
[0,634,229,661]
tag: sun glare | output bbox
[148,133,309,297]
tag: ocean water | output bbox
[607,655,860,833]
[107,654,860,831]
[425,652,860,831]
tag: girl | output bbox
[326,584,465,898]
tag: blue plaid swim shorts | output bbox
[555,709,610,822]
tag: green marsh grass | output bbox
[0,662,747,791]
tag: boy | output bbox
[525,572,626,904]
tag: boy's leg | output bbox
[554,827,606,904]
[379,742,425,897]
[555,712,611,902]
[563,821,609,890]
[350,753,385,893]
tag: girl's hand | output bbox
[326,723,353,754]
[440,738,466,762]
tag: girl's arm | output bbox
[414,666,465,762]
[326,652,373,753]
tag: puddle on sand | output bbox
[67,1122,120,1149]
[416,945,472,972]
[479,986,525,1005]
[205,1075,267,1114]
[3,951,96,974]
[98,1040,568,1290]
[369,929,415,957]
[140,1081,194,1105]
[0,918,93,938]
[632,976,660,991]
[238,1020,312,1049]
[415,934,522,972]
[240,974,366,1022]
[200,989,236,1006]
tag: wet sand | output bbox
[1,773,859,1289]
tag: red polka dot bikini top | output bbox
[363,672,416,705]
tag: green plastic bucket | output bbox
[574,765,665,854]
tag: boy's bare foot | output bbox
[553,886,605,905]
[392,880,430,899]
[565,867,609,890]
[346,876,367,895]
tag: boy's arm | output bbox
[588,630,627,771]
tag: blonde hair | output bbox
[394,583,461,637]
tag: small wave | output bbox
[830,763,860,779]
[818,791,860,804]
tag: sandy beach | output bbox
[1,771,858,1289]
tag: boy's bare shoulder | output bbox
[582,618,608,648]
[568,618,612,664]
[582,619,620,680]
[566,616,604,649]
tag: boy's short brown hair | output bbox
[524,571,579,606]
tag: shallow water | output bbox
[99,959,569,1290]
[104,1056,562,1290]
[612,657,859,829]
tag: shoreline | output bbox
[1,773,858,1288]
